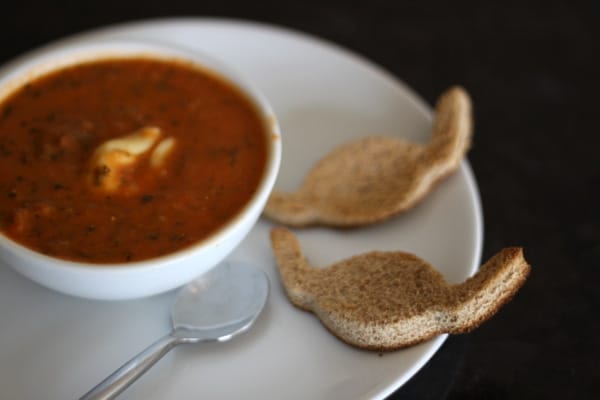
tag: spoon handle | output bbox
[79,333,179,400]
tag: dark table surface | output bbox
[1,1,598,399]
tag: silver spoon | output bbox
[80,261,270,400]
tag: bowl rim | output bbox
[0,38,282,272]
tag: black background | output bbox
[1,1,598,398]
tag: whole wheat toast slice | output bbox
[264,86,472,227]
[270,227,530,351]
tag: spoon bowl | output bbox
[171,261,270,342]
[80,261,269,400]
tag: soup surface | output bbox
[0,57,268,263]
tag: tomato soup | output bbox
[0,57,268,263]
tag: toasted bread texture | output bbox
[270,227,530,351]
[263,86,473,227]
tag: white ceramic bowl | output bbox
[0,39,281,300]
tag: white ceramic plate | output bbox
[0,18,482,400]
